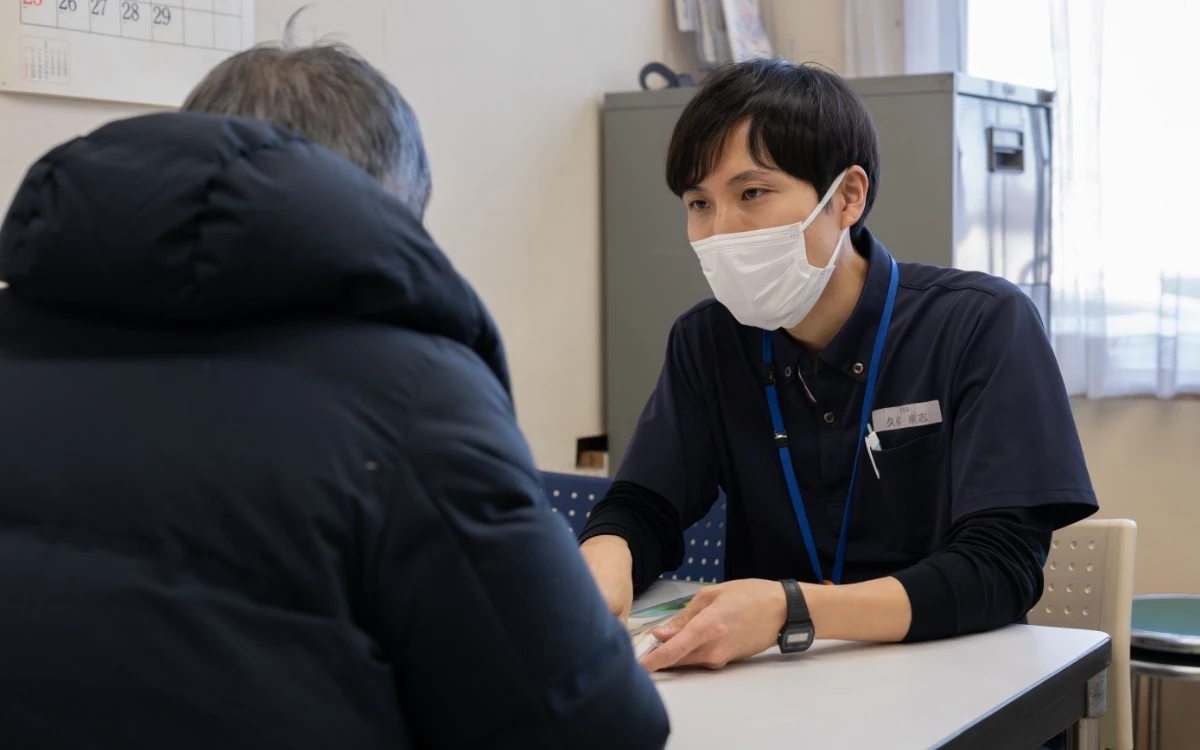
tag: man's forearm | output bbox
[797,508,1050,644]
[579,482,684,590]
[580,534,632,565]
[801,576,912,642]
[893,508,1053,642]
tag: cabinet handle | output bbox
[987,127,1025,173]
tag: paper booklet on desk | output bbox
[627,596,693,657]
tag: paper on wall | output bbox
[695,0,731,67]
[674,0,699,32]
[721,0,773,62]
[2,0,255,106]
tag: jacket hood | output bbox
[0,112,509,390]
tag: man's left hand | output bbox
[640,579,787,672]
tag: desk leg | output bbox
[1066,669,1107,750]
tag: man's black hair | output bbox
[666,58,880,231]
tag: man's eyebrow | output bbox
[726,168,773,186]
[682,168,775,194]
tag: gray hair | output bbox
[182,8,432,218]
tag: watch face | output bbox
[781,624,814,653]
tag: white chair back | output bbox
[1028,518,1137,750]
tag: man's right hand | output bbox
[580,535,635,623]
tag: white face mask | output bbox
[690,169,850,330]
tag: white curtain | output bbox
[1049,0,1200,397]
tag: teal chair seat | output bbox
[1131,595,1200,656]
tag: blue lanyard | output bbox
[761,256,898,584]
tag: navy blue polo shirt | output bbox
[616,229,1097,585]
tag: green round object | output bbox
[1131,595,1200,655]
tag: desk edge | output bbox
[934,634,1112,750]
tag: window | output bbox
[965,0,1054,91]
[966,0,1200,397]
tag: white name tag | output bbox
[872,400,943,432]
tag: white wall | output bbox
[765,0,845,70]
[378,1,697,470]
[1076,399,1200,597]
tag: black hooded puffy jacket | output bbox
[0,112,668,750]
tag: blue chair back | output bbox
[540,471,727,583]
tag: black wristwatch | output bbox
[778,579,815,653]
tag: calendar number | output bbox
[152,5,170,25]
[121,1,138,21]
[22,0,45,7]
[90,0,106,15]
[58,0,78,10]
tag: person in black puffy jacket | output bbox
[0,35,668,750]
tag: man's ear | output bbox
[838,166,869,229]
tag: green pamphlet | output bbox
[627,596,693,657]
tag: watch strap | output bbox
[780,579,810,626]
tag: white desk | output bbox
[637,581,1110,750]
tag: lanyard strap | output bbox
[761,256,899,584]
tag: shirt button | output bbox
[784,366,793,378]
[824,411,836,424]
[852,362,864,375]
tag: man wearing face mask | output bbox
[578,59,1097,672]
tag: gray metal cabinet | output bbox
[603,88,710,474]
[602,73,1053,472]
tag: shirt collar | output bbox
[773,228,894,384]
